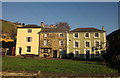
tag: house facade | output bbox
[67,27,106,59]
[15,27,41,56]
[39,28,67,58]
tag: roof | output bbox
[40,28,67,32]
[70,28,105,32]
[17,26,41,28]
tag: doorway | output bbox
[19,47,22,55]
[86,50,90,59]
[53,50,57,58]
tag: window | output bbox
[26,46,31,52]
[59,33,64,37]
[74,33,79,38]
[44,40,48,46]
[95,41,100,47]
[28,29,32,33]
[85,41,90,47]
[26,37,32,42]
[94,33,99,38]
[74,41,79,48]
[95,51,100,57]
[44,33,48,37]
[59,40,64,46]
[85,33,90,38]
[75,51,79,55]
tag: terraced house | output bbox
[15,26,41,56]
[67,27,106,59]
[38,28,67,58]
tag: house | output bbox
[15,26,41,56]
[39,28,67,58]
[67,27,106,59]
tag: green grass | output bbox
[2,56,119,73]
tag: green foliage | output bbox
[2,56,118,73]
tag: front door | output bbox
[19,47,22,55]
[86,50,90,59]
[53,50,57,58]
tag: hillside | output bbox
[1,19,17,33]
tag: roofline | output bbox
[17,27,41,28]
[70,31,106,32]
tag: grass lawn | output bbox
[2,56,119,74]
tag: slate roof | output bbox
[40,28,67,32]
[70,28,105,32]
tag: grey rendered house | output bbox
[67,27,106,59]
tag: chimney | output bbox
[102,26,104,30]
[50,24,55,28]
[41,22,44,27]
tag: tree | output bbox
[9,24,17,40]
[56,22,70,31]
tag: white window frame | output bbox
[94,32,100,38]
[94,50,101,57]
[26,37,32,42]
[73,40,80,48]
[59,40,64,46]
[44,33,48,37]
[74,50,80,57]
[26,46,31,52]
[73,33,79,38]
[84,32,90,38]
[44,40,48,46]
[27,29,32,33]
[94,40,100,48]
[85,40,91,48]
[59,33,64,37]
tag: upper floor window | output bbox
[26,46,31,52]
[74,33,79,38]
[74,41,79,48]
[94,33,99,38]
[59,33,64,37]
[59,40,64,46]
[95,40,100,47]
[44,40,48,46]
[28,29,32,33]
[85,33,90,38]
[26,37,32,42]
[85,41,90,47]
[44,33,48,37]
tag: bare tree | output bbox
[9,24,17,40]
[56,22,70,31]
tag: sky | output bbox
[2,2,119,34]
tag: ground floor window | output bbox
[26,46,31,52]
[95,51,100,57]
[75,51,79,55]
[41,48,51,53]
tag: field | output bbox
[2,56,119,74]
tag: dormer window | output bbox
[28,29,32,33]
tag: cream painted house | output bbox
[15,27,41,56]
